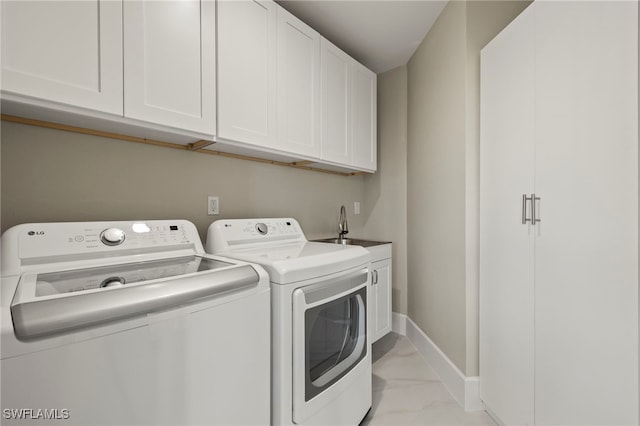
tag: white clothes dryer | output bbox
[206,218,372,426]
[1,220,270,426]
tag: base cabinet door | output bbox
[480,2,638,425]
[1,0,123,115]
[371,258,391,343]
[124,0,216,135]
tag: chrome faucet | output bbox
[338,205,349,240]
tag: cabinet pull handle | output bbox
[372,270,378,285]
[522,194,532,224]
[532,194,541,224]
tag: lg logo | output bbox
[27,231,45,236]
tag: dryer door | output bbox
[292,267,369,423]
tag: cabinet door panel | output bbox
[276,8,320,157]
[351,62,376,171]
[320,39,351,164]
[1,0,122,114]
[534,2,638,424]
[217,0,277,147]
[479,5,535,425]
[124,0,215,135]
[372,259,391,342]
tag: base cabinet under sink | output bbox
[367,244,392,343]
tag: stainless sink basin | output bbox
[313,238,390,248]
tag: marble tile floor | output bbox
[361,333,496,426]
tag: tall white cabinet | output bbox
[480,2,638,425]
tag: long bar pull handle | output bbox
[522,194,532,224]
[532,194,541,224]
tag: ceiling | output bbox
[276,0,448,74]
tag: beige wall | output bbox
[1,122,366,242]
[406,0,531,376]
[363,65,408,315]
[408,0,468,374]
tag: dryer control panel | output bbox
[206,218,305,253]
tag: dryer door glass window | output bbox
[304,285,367,401]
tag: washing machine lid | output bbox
[217,241,369,284]
[10,256,260,340]
[31,255,233,296]
[1,220,266,340]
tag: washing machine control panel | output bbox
[11,220,202,263]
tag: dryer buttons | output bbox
[100,228,126,246]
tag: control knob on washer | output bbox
[255,223,268,235]
[100,228,126,246]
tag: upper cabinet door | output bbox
[320,39,351,165]
[124,0,216,136]
[1,0,123,115]
[217,0,277,147]
[351,62,377,171]
[276,7,321,158]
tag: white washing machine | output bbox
[206,218,372,426]
[1,220,270,426]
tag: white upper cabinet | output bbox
[1,0,123,115]
[320,39,352,165]
[124,0,216,135]
[351,61,377,171]
[320,38,377,172]
[276,7,321,158]
[217,0,278,148]
[1,0,376,172]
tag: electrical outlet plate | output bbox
[208,196,219,215]
[354,201,361,215]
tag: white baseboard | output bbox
[391,312,407,335]
[390,313,483,412]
